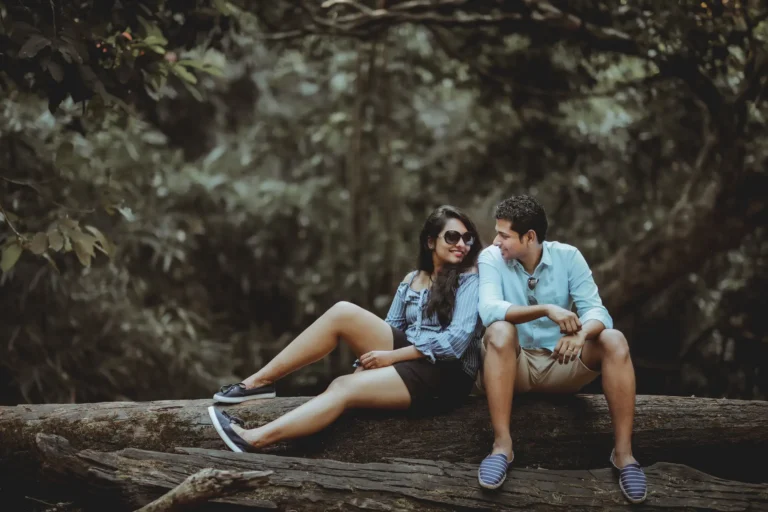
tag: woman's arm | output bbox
[383,271,415,331]
[359,344,423,369]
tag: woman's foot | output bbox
[208,406,256,453]
[213,382,276,403]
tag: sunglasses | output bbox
[440,230,475,247]
[527,277,538,305]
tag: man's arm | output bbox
[568,249,613,333]
[479,249,580,331]
[502,304,550,324]
[478,249,515,326]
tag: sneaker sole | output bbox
[207,406,243,453]
[212,392,277,403]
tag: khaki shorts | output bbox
[474,339,600,395]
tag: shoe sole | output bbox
[477,472,506,490]
[212,392,277,403]
[207,406,243,453]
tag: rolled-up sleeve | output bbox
[568,250,613,329]
[478,249,513,327]
[384,282,409,331]
[412,274,480,362]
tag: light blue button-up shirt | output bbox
[478,242,613,351]
[385,272,483,378]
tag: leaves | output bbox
[84,225,114,257]
[177,59,225,78]
[48,230,65,252]
[72,235,95,267]
[1,242,23,272]
[18,35,51,58]
[171,64,198,84]
[28,232,48,255]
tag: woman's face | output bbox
[431,218,473,266]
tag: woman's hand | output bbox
[359,350,397,369]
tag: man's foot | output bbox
[208,406,256,453]
[477,451,515,489]
[610,449,647,504]
[213,382,276,403]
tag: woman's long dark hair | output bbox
[417,205,483,327]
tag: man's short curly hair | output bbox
[494,195,548,242]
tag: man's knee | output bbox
[484,321,519,353]
[597,329,630,360]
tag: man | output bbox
[475,195,646,504]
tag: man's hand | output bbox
[552,331,587,365]
[546,305,582,334]
[360,350,397,369]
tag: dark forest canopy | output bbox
[0,0,767,405]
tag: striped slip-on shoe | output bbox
[478,452,515,490]
[610,449,648,504]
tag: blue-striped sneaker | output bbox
[477,452,514,489]
[610,449,647,504]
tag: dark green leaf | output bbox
[19,35,51,59]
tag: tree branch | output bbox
[429,26,662,99]
[136,467,273,512]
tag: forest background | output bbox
[1,0,767,408]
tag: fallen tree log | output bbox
[35,434,768,511]
[3,395,767,482]
[4,394,768,482]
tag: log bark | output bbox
[35,434,768,512]
[2,395,767,482]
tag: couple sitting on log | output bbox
[208,195,647,504]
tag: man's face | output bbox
[492,219,530,261]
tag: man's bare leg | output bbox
[581,329,637,468]
[482,321,519,461]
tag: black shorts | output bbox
[390,325,474,408]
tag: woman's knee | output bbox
[327,301,360,321]
[326,374,354,402]
[598,329,630,360]
[484,321,519,353]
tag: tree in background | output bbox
[1,0,766,404]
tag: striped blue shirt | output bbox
[478,242,613,351]
[385,272,483,378]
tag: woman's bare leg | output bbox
[242,301,395,388]
[234,367,410,447]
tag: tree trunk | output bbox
[2,395,767,482]
[35,434,768,511]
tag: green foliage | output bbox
[0,0,228,111]
[1,0,767,405]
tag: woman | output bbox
[208,205,484,453]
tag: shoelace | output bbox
[219,382,246,393]
[221,410,245,427]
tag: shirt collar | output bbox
[540,242,552,267]
[509,243,551,272]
